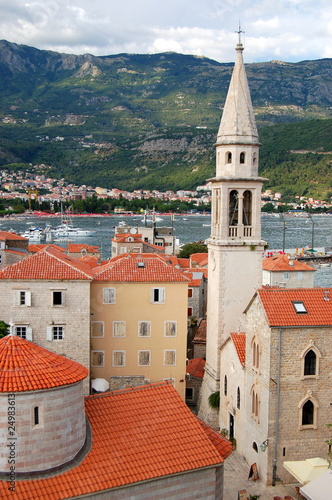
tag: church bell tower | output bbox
[199,36,267,425]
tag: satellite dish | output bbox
[130,227,136,234]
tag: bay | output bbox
[1,213,331,287]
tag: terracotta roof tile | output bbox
[0,382,224,499]
[197,417,233,459]
[67,243,99,253]
[258,288,332,326]
[0,246,93,280]
[28,243,66,253]
[230,333,246,366]
[0,335,88,392]
[0,230,27,241]
[190,253,208,267]
[263,255,315,272]
[187,357,206,379]
[93,253,189,282]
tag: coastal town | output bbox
[0,37,331,500]
[0,164,331,214]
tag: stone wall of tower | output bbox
[0,382,86,473]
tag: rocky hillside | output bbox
[0,39,331,198]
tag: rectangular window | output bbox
[102,287,116,304]
[164,321,177,337]
[284,272,290,279]
[14,290,31,306]
[150,287,165,304]
[188,307,193,316]
[47,326,64,341]
[52,326,64,340]
[91,322,104,338]
[292,301,307,314]
[92,350,105,367]
[138,350,151,366]
[138,321,151,337]
[112,350,125,367]
[113,321,126,337]
[188,288,193,298]
[52,290,64,306]
[16,326,33,340]
[164,350,176,366]
[298,271,303,281]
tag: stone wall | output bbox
[0,382,86,472]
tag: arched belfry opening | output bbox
[229,190,239,230]
[243,190,252,226]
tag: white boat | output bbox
[51,218,95,238]
[21,227,45,242]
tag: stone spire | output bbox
[216,42,259,146]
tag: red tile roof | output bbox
[0,335,88,392]
[230,333,246,366]
[0,230,27,241]
[67,243,99,253]
[197,418,233,459]
[187,357,206,379]
[263,255,315,272]
[28,243,66,253]
[190,253,208,268]
[93,253,189,282]
[0,246,94,280]
[257,288,332,326]
[0,382,225,499]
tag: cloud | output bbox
[0,0,332,62]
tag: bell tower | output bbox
[199,37,267,426]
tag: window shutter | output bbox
[165,321,176,336]
[159,287,165,303]
[13,290,20,306]
[26,327,33,341]
[25,291,31,307]
[92,322,104,337]
[103,287,115,304]
[46,326,53,341]
[139,322,150,336]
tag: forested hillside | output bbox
[0,40,331,199]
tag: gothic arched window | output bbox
[226,151,232,163]
[229,190,238,226]
[240,152,245,163]
[302,400,314,425]
[304,349,316,376]
[243,190,252,226]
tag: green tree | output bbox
[178,243,208,258]
[0,320,9,339]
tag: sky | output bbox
[0,0,332,63]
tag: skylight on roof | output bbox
[292,301,307,314]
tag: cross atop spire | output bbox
[235,23,245,44]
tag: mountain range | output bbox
[0,39,331,200]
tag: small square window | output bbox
[52,291,64,306]
[113,321,126,337]
[138,321,151,337]
[102,287,116,304]
[138,350,151,366]
[164,321,177,337]
[91,322,104,338]
[164,350,176,366]
[15,326,27,339]
[14,290,31,306]
[92,350,105,367]
[293,301,307,314]
[52,326,64,340]
[112,350,125,366]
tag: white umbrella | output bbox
[91,378,110,392]
[300,468,332,500]
[283,457,329,484]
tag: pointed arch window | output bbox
[243,190,252,226]
[250,385,260,422]
[299,393,318,429]
[251,336,260,372]
[240,152,245,163]
[229,190,238,226]
[300,342,321,379]
[226,151,232,164]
